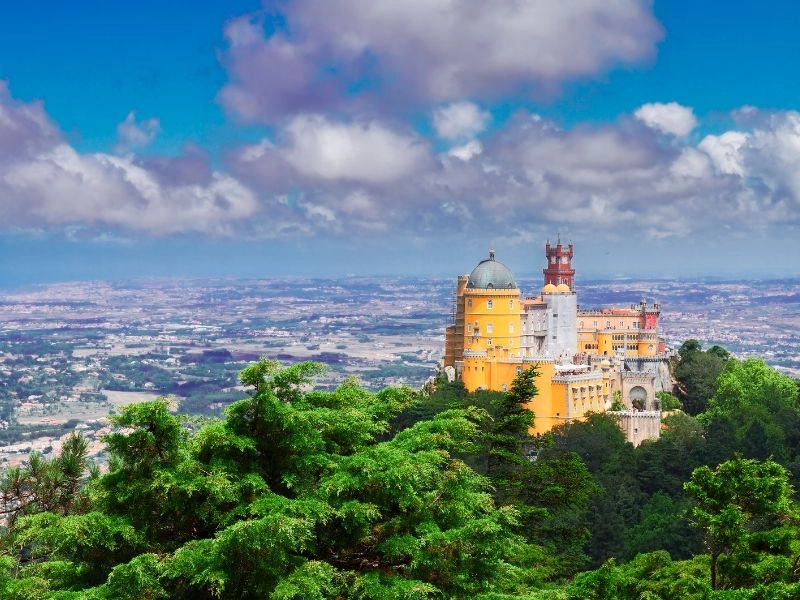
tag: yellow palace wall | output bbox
[463,288,521,354]
[462,355,609,436]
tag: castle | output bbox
[443,240,669,446]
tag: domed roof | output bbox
[556,283,571,293]
[467,250,516,289]
[542,283,557,294]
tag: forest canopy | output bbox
[0,351,799,599]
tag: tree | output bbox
[707,358,799,418]
[707,345,731,361]
[542,414,643,566]
[623,492,699,560]
[0,361,544,599]
[674,350,727,415]
[655,391,681,411]
[684,456,797,590]
[0,432,92,526]
[515,453,597,577]
[678,339,702,361]
[485,366,538,501]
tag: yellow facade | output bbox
[578,329,659,357]
[442,248,662,437]
[463,288,520,355]
[461,354,608,435]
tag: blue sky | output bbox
[1,0,799,285]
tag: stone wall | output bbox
[609,410,661,447]
[623,355,673,393]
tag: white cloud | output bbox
[433,102,490,140]
[447,140,483,161]
[670,148,712,179]
[0,89,260,235]
[699,131,748,175]
[282,114,430,183]
[115,111,160,153]
[220,0,663,122]
[634,102,698,137]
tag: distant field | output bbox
[102,389,162,407]
[17,401,110,426]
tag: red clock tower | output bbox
[543,237,575,288]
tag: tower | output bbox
[543,237,575,288]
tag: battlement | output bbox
[553,372,603,383]
[621,370,653,379]
[607,410,661,419]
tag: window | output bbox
[487,338,492,346]
[553,313,558,317]
[620,321,624,326]
[516,366,522,374]
[509,299,514,309]
[487,299,493,309]
[580,321,584,327]
[467,323,472,333]
[606,321,610,327]
[593,321,598,327]
[508,323,514,333]
[501,384,507,392]
[467,298,472,308]
[486,323,493,334]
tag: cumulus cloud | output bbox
[115,111,160,153]
[0,87,259,235]
[7,74,800,246]
[220,0,663,122]
[699,131,748,175]
[433,102,490,141]
[282,115,430,183]
[229,104,800,241]
[634,102,698,137]
[448,140,483,162]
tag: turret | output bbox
[543,236,575,288]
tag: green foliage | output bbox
[675,344,728,415]
[515,452,598,577]
[485,366,538,502]
[685,456,797,590]
[6,350,800,598]
[623,492,696,560]
[656,391,682,411]
[0,361,542,599]
[542,413,644,566]
[679,339,703,360]
[707,359,798,419]
[610,391,624,412]
[0,432,92,525]
[700,358,800,480]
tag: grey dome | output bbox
[467,250,517,289]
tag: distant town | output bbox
[1,275,799,466]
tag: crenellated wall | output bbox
[608,410,661,446]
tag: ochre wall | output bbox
[463,288,521,355]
